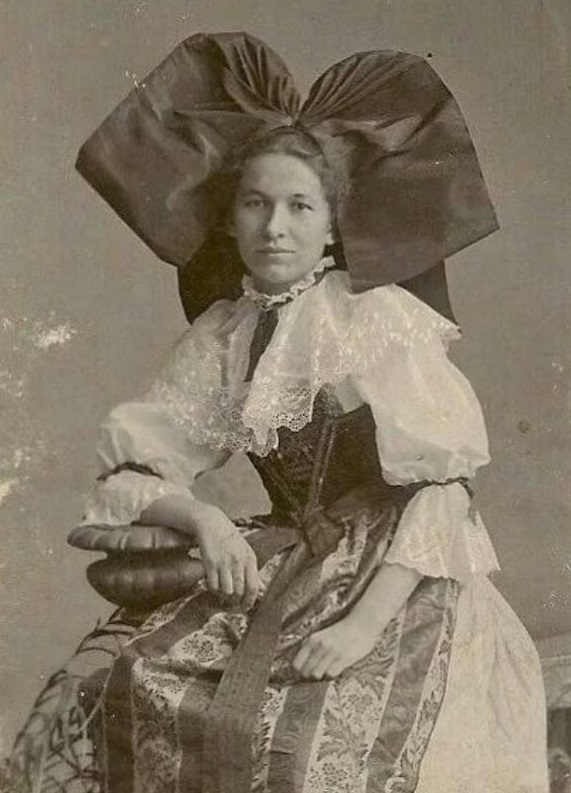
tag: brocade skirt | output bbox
[99,500,548,793]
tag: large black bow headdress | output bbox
[76,32,498,320]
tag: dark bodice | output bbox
[247,387,393,529]
[241,302,453,558]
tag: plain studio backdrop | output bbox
[0,0,570,755]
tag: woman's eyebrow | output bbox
[238,188,317,199]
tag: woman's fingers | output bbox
[242,554,260,611]
[204,550,259,606]
[293,628,362,680]
[292,642,313,673]
[229,558,245,602]
[293,640,329,679]
[298,648,347,681]
[219,564,234,597]
[203,559,220,594]
[197,523,260,608]
[304,652,332,681]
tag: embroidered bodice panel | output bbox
[247,387,386,527]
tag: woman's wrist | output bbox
[345,599,390,636]
[139,493,222,537]
[345,562,424,635]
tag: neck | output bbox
[243,256,336,309]
[251,277,297,295]
[250,256,336,296]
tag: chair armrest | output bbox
[68,523,194,553]
[68,523,201,611]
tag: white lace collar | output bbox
[149,272,460,457]
[241,256,337,309]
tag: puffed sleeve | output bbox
[350,289,500,581]
[80,302,234,527]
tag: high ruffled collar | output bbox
[241,256,337,310]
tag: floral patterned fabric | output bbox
[84,270,548,792]
[101,510,458,793]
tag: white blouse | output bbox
[82,269,500,582]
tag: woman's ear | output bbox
[325,219,336,246]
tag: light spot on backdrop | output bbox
[0,312,77,507]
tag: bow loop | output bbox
[300,51,421,122]
[216,32,300,122]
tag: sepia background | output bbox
[0,0,570,755]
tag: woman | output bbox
[73,33,548,793]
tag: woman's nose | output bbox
[262,204,287,238]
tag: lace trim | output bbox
[241,256,337,309]
[146,274,462,458]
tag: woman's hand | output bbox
[139,495,260,610]
[292,612,380,681]
[293,562,423,680]
[193,505,260,611]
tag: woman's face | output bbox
[231,153,334,294]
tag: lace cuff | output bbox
[80,469,193,527]
[384,481,500,581]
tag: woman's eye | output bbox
[292,201,313,212]
[244,198,265,208]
